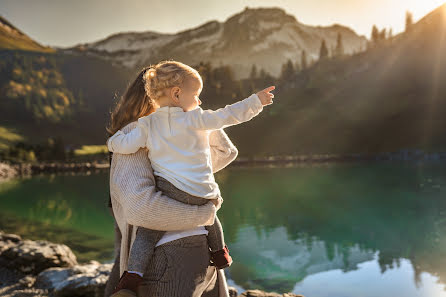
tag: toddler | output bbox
[108,60,275,297]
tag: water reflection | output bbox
[215,162,446,293]
[0,174,114,262]
[227,226,375,292]
[0,162,445,295]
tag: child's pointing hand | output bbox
[256,86,276,106]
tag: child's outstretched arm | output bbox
[185,86,275,130]
[107,118,149,154]
[209,129,238,173]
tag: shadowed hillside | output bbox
[226,4,446,156]
[2,5,446,159]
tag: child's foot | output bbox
[210,245,233,269]
[111,271,143,297]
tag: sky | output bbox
[1,0,445,47]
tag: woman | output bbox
[104,66,238,297]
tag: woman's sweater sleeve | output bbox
[110,122,217,231]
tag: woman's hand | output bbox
[210,197,223,211]
[256,86,276,106]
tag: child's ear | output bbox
[171,87,180,104]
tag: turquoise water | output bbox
[1,162,446,296]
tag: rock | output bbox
[228,286,238,297]
[0,162,19,181]
[36,261,112,297]
[1,232,304,297]
[18,275,36,288]
[240,289,304,297]
[0,282,48,297]
[0,264,46,297]
[0,232,22,243]
[0,238,77,274]
[0,232,22,254]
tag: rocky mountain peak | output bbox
[66,6,367,78]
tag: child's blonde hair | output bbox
[143,60,202,101]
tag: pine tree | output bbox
[388,28,393,39]
[319,39,329,60]
[405,11,413,32]
[301,50,308,70]
[371,25,379,44]
[280,59,295,81]
[334,33,344,57]
[379,28,387,41]
[294,61,301,72]
[250,64,258,79]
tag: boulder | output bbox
[36,261,112,297]
[0,232,22,254]
[0,162,19,181]
[228,286,238,297]
[0,236,77,274]
[240,289,304,297]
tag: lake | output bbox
[1,161,446,296]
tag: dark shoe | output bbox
[210,245,233,269]
[111,271,143,297]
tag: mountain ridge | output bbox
[68,7,367,78]
[0,15,53,52]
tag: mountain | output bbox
[67,7,367,79]
[0,16,53,52]
[3,5,446,158]
[0,49,131,147]
[232,3,446,155]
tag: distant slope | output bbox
[229,3,446,155]
[3,5,446,157]
[0,49,131,146]
[68,7,367,79]
[0,16,53,52]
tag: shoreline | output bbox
[1,149,446,180]
[0,150,446,181]
[0,230,302,297]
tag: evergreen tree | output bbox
[250,64,258,79]
[319,39,329,60]
[259,68,275,86]
[405,11,413,32]
[371,25,379,44]
[52,136,66,161]
[334,33,344,57]
[379,28,387,41]
[301,50,308,70]
[280,59,295,81]
[388,28,393,39]
[294,61,301,72]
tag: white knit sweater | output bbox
[110,123,237,296]
[108,94,263,199]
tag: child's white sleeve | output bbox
[185,94,263,130]
[107,118,149,154]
